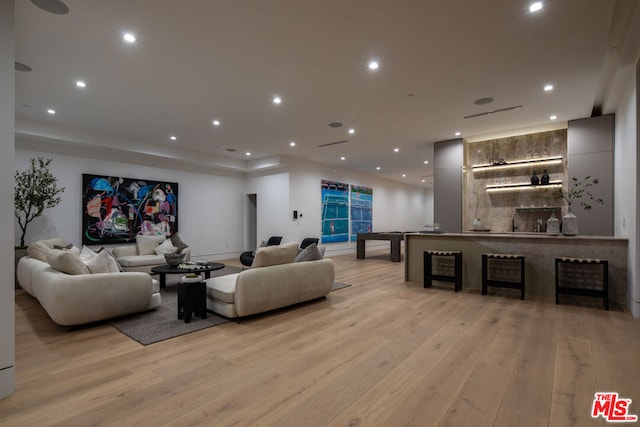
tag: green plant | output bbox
[14,157,65,248]
[552,176,604,211]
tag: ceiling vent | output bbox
[318,140,348,148]
[464,105,523,119]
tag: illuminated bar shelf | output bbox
[472,156,563,171]
[486,181,562,191]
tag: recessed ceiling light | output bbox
[15,61,32,72]
[474,97,494,105]
[289,141,296,147]
[368,61,379,70]
[376,166,381,170]
[422,179,426,183]
[31,0,69,15]
[212,119,220,126]
[47,108,56,115]
[529,1,543,12]
[424,160,429,164]
[340,156,346,161]
[454,131,462,136]
[550,115,558,120]
[75,80,87,88]
[273,96,282,104]
[544,84,554,92]
[169,135,177,141]
[348,128,355,134]
[245,152,251,156]
[122,32,136,43]
[402,174,406,178]
[393,148,399,153]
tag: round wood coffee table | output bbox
[151,262,225,288]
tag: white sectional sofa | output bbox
[111,233,191,273]
[17,237,160,326]
[206,242,334,318]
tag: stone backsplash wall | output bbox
[463,129,568,233]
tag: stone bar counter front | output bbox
[405,232,628,306]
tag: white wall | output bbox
[0,0,15,399]
[15,149,247,261]
[245,172,291,246]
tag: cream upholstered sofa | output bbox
[17,237,161,326]
[206,242,334,318]
[111,233,191,273]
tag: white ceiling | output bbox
[14,0,635,187]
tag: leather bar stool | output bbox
[424,250,462,292]
[482,253,525,300]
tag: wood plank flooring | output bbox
[1,250,639,426]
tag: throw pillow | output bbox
[46,249,90,275]
[252,242,298,267]
[154,238,178,255]
[136,234,167,255]
[27,240,53,262]
[295,243,323,262]
[54,243,81,255]
[85,250,120,274]
[170,232,189,252]
[79,245,99,263]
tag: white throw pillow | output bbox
[252,242,299,267]
[46,249,90,275]
[79,245,99,263]
[28,240,53,262]
[85,250,120,274]
[154,238,178,255]
[136,234,167,255]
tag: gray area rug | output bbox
[110,265,242,345]
[111,265,351,345]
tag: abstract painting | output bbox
[321,180,349,243]
[82,174,178,245]
[350,185,373,241]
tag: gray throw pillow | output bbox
[295,243,323,262]
[170,232,189,252]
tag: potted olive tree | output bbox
[15,156,65,247]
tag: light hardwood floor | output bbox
[2,250,639,426]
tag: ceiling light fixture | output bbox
[394,148,399,153]
[122,32,136,43]
[424,160,429,164]
[273,96,282,104]
[289,141,296,147]
[544,84,554,92]
[454,131,462,136]
[169,135,177,141]
[212,119,220,126]
[340,156,346,161]
[47,109,56,115]
[31,0,69,15]
[368,61,379,70]
[422,179,426,183]
[245,152,251,156]
[529,1,543,12]
[550,115,558,120]
[376,166,381,170]
[348,128,355,134]
[402,174,406,178]
[75,80,87,88]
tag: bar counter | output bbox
[404,232,628,305]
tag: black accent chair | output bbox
[299,237,319,250]
[239,236,283,267]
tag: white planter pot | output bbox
[562,208,578,236]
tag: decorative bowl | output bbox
[164,252,185,267]
[181,274,202,284]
